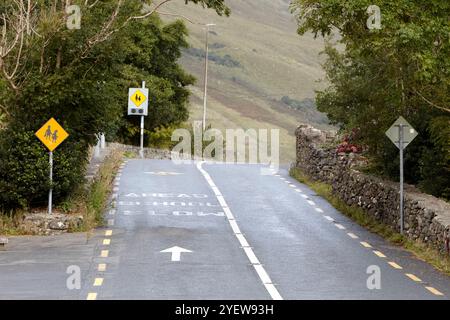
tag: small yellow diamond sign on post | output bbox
[131,89,146,107]
[35,118,69,152]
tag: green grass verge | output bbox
[74,150,124,232]
[290,167,450,276]
[0,211,27,235]
[0,150,124,235]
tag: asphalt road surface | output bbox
[1,159,449,300]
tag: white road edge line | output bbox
[196,161,283,301]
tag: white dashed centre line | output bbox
[197,162,283,301]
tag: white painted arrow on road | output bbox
[160,246,192,262]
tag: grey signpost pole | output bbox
[49,151,53,215]
[386,117,417,235]
[398,124,405,234]
[140,81,146,159]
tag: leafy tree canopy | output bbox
[291,0,450,199]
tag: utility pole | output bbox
[202,23,216,132]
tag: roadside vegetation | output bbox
[290,167,450,276]
[0,150,123,235]
[291,0,450,200]
[65,150,124,233]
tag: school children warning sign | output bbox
[35,118,69,151]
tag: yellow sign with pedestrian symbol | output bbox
[35,118,69,151]
[131,89,146,107]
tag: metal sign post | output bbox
[49,151,53,215]
[385,117,418,234]
[398,124,404,234]
[35,118,69,215]
[140,81,145,159]
[140,113,144,159]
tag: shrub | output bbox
[336,129,363,154]
[0,124,88,210]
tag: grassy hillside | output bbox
[162,0,331,163]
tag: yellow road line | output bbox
[373,250,387,258]
[406,273,422,282]
[360,241,372,248]
[100,250,109,258]
[98,264,106,272]
[425,286,444,296]
[87,293,97,300]
[103,239,111,245]
[388,262,403,269]
[93,278,104,287]
[105,230,113,236]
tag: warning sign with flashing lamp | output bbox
[128,88,149,116]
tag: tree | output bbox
[0,0,230,209]
[290,0,450,199]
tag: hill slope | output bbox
[162,0,330,163]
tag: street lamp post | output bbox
[202,23,216,132]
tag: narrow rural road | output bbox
[1,159,449,300]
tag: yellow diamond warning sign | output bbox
[130,90,146,107]
[35,118,69,152]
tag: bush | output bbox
[336,129,363,154]
[0,124,88,210]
